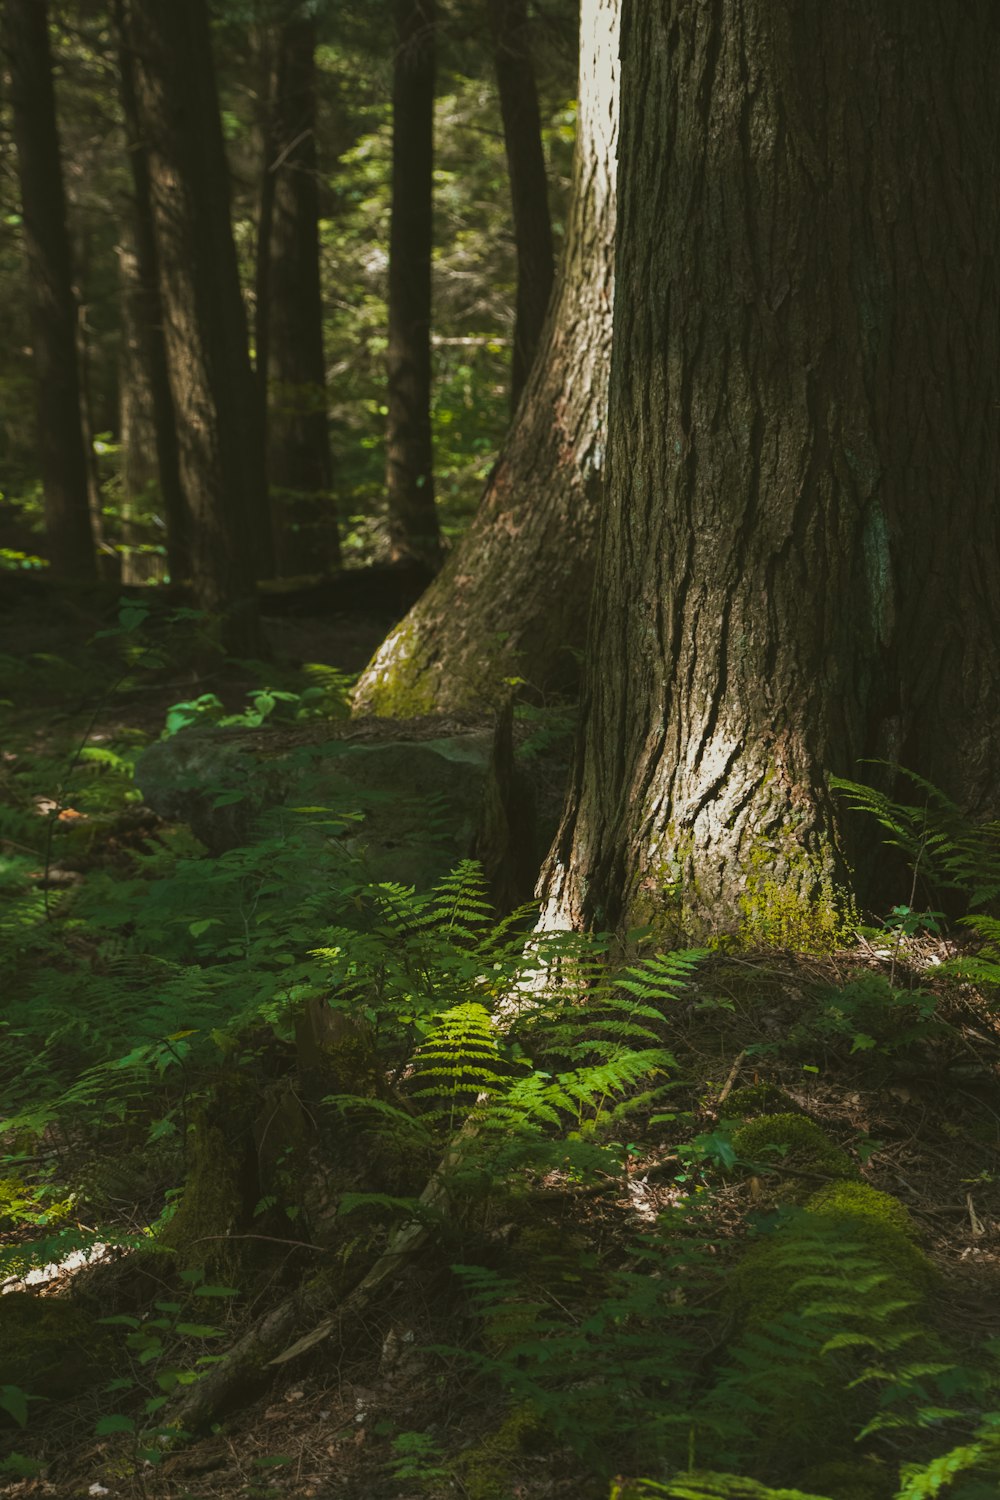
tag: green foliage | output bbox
[95,1266,237,1458]
[832,769,1000,910]
[451,1205,718,1476]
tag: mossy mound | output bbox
[456,1405,551,1500]
[731,1113,854,1186]
[724,1085,800,1119]
[799,1460,894,1500]
[612,1473,832,1500]
[803,1181,935,1302]
[712,1177,935,1478]
[0,1291,113,1407]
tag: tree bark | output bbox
[122,0,271,646]
[116,232,166,584]
[489,0,555,412]
[2,0,97,580]
[385,0,441,570]
[115,0,189,584]
[354,0,619,716]
[261,10,340,576]
[539,0,1000,944]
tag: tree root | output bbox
[168,1141,460,1432]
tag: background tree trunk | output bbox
[262,10,340,576]
[385,0,441,569]
[116,232,166,584]
[123,0,270,647]
[539,0,1000,944]
[353,0,619,716]
[3,0,96,580]
[115,0,189,583]
[490,0,555,411]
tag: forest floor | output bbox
[1,583,999,1500]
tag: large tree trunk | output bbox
[261,10,340,577]
[354,0,619,716]
[540,0,1000,945]
[490,0,555,411]
[122,0,271,646]
[385,0,441,570]
[115,0,189,584]
[3,0,96,580]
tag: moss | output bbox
[802,1181,935,1301]
[158,1121,244,1273]
[737,837,856,955]
[799,1460,894,1500]
[731,1113,854,1186]
[724,1085,800,1119]
[456,1405,550,1500]
[0,1292,114,1405]
[358,620,439,718]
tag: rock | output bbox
[134,717,530,897]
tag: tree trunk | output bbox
[122,0,271,646]
[116,232,166,585]
[489,0,555,412]
[262,11,340,576]
[115,0,189,583]
[539,0,1000,945]
[385,0,441,570]
[354,0,619,716]
[2,0,96,580]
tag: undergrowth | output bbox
[1,643,1000,1498]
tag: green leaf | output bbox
[174,1322,225,1338]
[95,1414,135,1435]
[0,1386,29,1428]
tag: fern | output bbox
[832,768,1000,909]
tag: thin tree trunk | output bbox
[122,0,271,648]
[385,0,441,570]
[354,0,619,717]
[2,0,96,580]
[489,0,555,412]
[539,0,1000,944]
[116,232,166,584]
[115,0,189,583]
[263,11,340,576]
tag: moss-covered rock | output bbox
[731,1114,854,1186]
[802,1181,935,1301]
[724,1085,800,1120]
[712,1177,935,1479]
[0,1292,113,1406]
[799,1460,894,1500]
[456,1405,551,1500]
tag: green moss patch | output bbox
[731,1113,854,1185]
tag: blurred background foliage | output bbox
[0,0,578,571]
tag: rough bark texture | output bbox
[3,0,96,580]
[386,0,441,569]
[124,0,269,645]
[490,0,555,410]
[353,0,619,716]
[115,0,189,583]
[261,12,340,576]
[540,1,1000,944]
